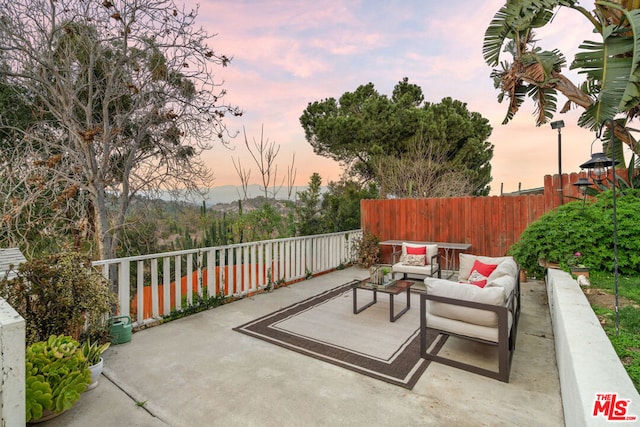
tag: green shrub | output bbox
[509,190,640,277]
[0,251,118,345]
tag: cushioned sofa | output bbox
[419,254,521,382]
[391,242,441,279]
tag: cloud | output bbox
[187,0,609,196]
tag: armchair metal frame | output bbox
[419,271,521,382]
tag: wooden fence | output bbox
[361,171,611,259]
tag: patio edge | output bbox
[546,268,640,426]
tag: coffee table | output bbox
[352,279,414,322]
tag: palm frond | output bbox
[572,2,640,128]
[483,0,578,67]
[599,119,628,165]
[574,38,634,129]
[529,85,559,125]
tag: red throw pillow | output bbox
[468,260,498,287]
[406,245,427,255]
[471,260,498,277]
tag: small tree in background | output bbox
[321,178,378,232]
[295,173,323,236]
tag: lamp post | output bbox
[551,120,565,204]
[579,118,620,335]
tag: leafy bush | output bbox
[353,231,380,268]
[25,335,91,422]
[509,190,640,277]
[0,251,118,345]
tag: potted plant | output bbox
[567,251,589,278]
[25,335,91,423]
[381,266,392,285]
[81,339,110,390]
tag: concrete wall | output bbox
[547,269,640,426]
[0,298,25,426]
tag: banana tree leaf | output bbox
[483,0,576,67]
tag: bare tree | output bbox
[243,125,283,199]
[286,153,297,200]
[232,156,251,201]
[0,0,241,260]
[372,137,474,198]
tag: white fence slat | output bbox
[207,250,214,297]
[197,251,203,297]
[186,254,193,305]
[163,257,171,316]
[118,262,130,318]
[175,256,181,311]
[137,261,144,324]
[151,259,159,318]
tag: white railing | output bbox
[92,230,362,327]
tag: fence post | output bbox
[0,299,25,426]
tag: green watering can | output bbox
[109,315,132,344]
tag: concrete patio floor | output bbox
[41,267,564,427]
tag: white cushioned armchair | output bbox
[419,254,521,382]
[391,242,441,279]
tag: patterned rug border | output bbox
[233,281,446,389]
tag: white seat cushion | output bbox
[426,310,513,343]
[392,262,439,275]
[425,278,506,327]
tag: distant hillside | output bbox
[158,184,327,207]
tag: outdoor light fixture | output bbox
[572,176,591,212]
[579,118,620,335]
[579,152,617,183]
[550,120,565,203]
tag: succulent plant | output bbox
[25,335,91,422]
[81,338,110,366]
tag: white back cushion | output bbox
[402,242,438,265]
[458,254,515,281]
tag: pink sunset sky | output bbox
[189,0,612,196]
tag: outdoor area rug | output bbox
[233,280,447,389]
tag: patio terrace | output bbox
[41,267,564,427]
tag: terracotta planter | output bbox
[519,270,527,283]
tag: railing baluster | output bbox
[219,248,226,297]
[137,260,144,324]
[251,244,257,291]
[163,257,170,316]
[257,243,264,289]
[197,251,203,297]
[243,246,250,293]
[118,261,130,318]
[175,255,181,311]
[235,246,242,294]
[207,249,214,298]
[228,248,235,295]
[151,259,159,319]
[186,253,193,306]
